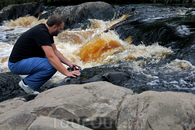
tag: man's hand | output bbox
[42,45,81,78]
[69,63,80,69]
[67,70,80,78]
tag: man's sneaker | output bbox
[19,80,39,95]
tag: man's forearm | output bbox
[42,45,80,78]
[48,54,70,75]
[54,50,72,66]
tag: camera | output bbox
[67,66,82,72]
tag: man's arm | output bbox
[51,43,79,68]
[42,45,80,78]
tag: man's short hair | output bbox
[46,14,64,27]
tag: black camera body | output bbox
[67,66,82,72]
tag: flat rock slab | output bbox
[28,116,92,130]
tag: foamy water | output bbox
[0,15,194,82]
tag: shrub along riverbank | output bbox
[0,0,195,10]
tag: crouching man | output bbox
[8,14,80,95]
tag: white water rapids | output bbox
[0,14,194,84]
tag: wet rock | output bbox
[53,63,195,94]
[0,72,24,102]
[0,72,57,102]
[102,72,131,85]
[0,2,43,25]
[39,1,115,29]
[51,66,127,87]
[51,66,134,93]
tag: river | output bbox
[1,3,195,94]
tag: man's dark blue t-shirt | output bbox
[9,23,54,63]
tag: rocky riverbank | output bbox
[0,81,195,130]
[1,1,195,129]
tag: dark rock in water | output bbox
[176,34,195,65]
[51,66,131,89]
[0,72,25,102]
[0,2,43,25]
[39,1,116,29]
[50,67,113,88]
[102,72,131,85]
[51,61,195,95]
[22,94,38,102]
[0,72,57,102]
[38,6,57,21]
[30,3,43,18]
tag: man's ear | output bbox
[52,25,57,30]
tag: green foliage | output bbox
[47,0,60,2]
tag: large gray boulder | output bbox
[117,91,195,130]
[1,81,195,130]
[0,81,133,130]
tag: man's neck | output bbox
[45,24,52,35]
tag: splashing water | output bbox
[1,3,195,96]
[0,42,13,72]
[5,16,47,28]
[55,12,174,69]
[0,13,188,82]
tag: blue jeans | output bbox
[8,57,57,90]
